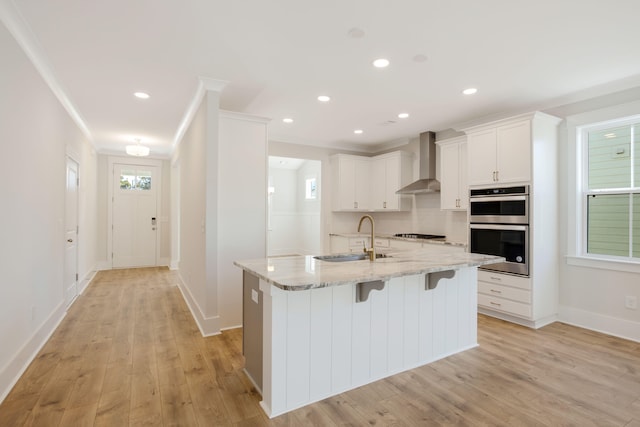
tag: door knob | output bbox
[67,239,73,243]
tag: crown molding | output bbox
[0,0,92,143]
[172,76,230,150]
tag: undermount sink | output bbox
[314,253,391,262]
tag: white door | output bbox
[64,157,79,307]
[112,164,158,268]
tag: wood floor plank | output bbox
[2,266,640,426]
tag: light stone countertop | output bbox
[234,250,503,291]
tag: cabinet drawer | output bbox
[478,294,532,318]
[478,270,531,290]
[478,282,531,304]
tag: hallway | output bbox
[1,268,639,426]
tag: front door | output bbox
[112,164,158,268]
[64,157,79,307]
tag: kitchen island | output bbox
[234,250,503,418]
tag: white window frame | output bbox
[566,101,640,274]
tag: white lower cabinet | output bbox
[477,270,532,320]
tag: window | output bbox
[581,116,640,259]
[120,169,152,191]
[305,177,317,200]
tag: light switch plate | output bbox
[251,289,259,304]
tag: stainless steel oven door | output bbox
[469,195,528,224]
[469,224,529,276]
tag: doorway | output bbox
[64,157,79,307]
[111,163,159,268]
[267,156,322,256]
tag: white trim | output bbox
[0,0,92,143]
[558,305,640,343]
[78,269,97,294]
[176,273,221,337]
[172,77,228,149]
[565,255,640,274]
[219,109,271,123]
[0,302,66,404]
[478,308,557,329]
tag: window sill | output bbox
[565,255,640,274]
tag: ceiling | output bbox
[4,0,640,157]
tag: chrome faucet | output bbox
[357,215,376,261]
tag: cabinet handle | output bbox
[354,201,358,209]
[383,201,387,209]
[490,301,502,307]
[490,289,502,294]
[490,276,502,281]
[495,170,499,181]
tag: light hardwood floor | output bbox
[1,267,639,426]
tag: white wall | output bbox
[0,19,97,401]
[552,94,640,342]
[173,90,268,334]
[268,160,322,256]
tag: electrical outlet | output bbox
[625,296,637,310]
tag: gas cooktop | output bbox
[393,233,446,240]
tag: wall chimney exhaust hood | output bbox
[396,131,440,194]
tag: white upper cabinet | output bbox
[437,136,468,210]
[331,151,412,212]
[466,119,531,186]
[332,154,371,211]
[370,151,413,211]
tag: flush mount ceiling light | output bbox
[283,118,294,124]
[134,92,150,99]
[373,58,390,68]
[398,113,409,119]
[347,27,365,38]
[317,95,331,102]
[354,129,364,134]
[462,88,478,95]
[126,138,150,157]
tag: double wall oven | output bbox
[469,185,529,276]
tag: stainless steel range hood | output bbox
[396,131,440,194]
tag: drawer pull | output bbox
[490,276,502,281]
[490,289,502,294]
[490,302,502,307]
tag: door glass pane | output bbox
[136,170,152,190]
[588,126,631,189]
[120,169,136,189]
[587,194,629,256]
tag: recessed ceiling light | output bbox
[398,113,409,119]
[283,118,294,124]
[413,54,428,63]
[373,58,390,68]
[134,92,150,99]
[462,88,478,95]
[317,95,331,102]
[354,129,364,134]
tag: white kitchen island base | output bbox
[256,267,478,418]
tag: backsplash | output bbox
[330,193,469,245]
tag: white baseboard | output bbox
[78,268,97,294]
[0,302,66,404]
[558,305,640,343]
[169,259,179,270]
[158,257,170,267]
[175,273,221,337]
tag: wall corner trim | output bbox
[176,273,221,337]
